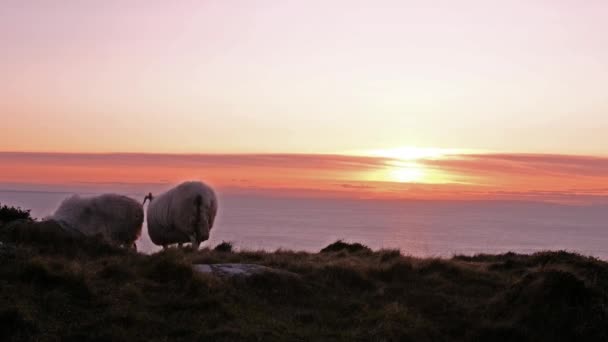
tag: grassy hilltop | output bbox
[1,220,607,342]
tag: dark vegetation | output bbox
[1,220,607,341]
[0,203,33,224]
[320,239,372,254]
[213,241,234,253]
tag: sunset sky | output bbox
[1,1,607,202]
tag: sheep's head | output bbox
[142,193,154,205]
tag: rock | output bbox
[193,263,289,278]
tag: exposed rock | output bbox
[193,263,290,278]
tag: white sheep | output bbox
[144,181,218,250]
[52,194,144,250]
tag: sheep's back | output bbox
[146,181,217,245]
[53,195,99,234]
[92,194,143,243]
[53,194,143,244]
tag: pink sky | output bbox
[1,2,607,202]
[1,1,607,155]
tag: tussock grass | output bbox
[320,239,372,254]
[213,241,234,253]
[1,223,608,341]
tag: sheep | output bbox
[144,181,218,250]
[52,194,144,250]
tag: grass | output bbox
[213,241,234,253]
[1,221,607,341]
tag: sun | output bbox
[360,160,427,184]
[353,146,460,184]
[389,163,425,183]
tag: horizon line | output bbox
[2,150,608,159]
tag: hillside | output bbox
[1,221,607,341]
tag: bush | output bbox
[214,241,234,253]
[320,240,372,254]
[0,203,33,224]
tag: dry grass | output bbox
[1,221,607,341]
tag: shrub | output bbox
[214,241,234,253]
[320,240,372,254]
[0,203,33,224]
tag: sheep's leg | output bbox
[190,235,200,251]
[188,195,204,252]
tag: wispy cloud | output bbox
[1,152,607,203]
[422,153,608,178]
[0,152,388,171]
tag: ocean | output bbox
[1,189,607,259]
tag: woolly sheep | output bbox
[144,181,218,250]
[52,194,144,250]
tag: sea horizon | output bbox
[3,184,606,259]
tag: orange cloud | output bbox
[420,153,608,190]
[1,152,607,204]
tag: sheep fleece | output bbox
[52,194,144,245]
[146,181,218,247]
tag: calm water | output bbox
[1,190,607,259]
